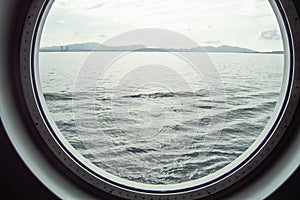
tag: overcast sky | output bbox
[40,0,283,52]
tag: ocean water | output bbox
[39,52,283,185]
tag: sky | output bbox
[40,0,283,52]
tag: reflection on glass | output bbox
[39,0,284,186]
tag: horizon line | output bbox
[40,42,284,53]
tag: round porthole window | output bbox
[19,0,300,199]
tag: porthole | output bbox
[18,0,300,199]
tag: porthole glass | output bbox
[40,0,283,189]
[20,0,299,198]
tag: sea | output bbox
[39,52,283,185]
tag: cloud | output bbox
[258,29,281,40]
[56,20,65,24]
[98,34,106,38]
[53,1,67,8]
[87,3,104,10]
[204,40,221,44]
[52,0,75,9]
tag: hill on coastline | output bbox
[40,42,283,54]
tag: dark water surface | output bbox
[40,52,283,185]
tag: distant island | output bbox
[40,42,283,54]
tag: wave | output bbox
[160,124,190,132]
[44,91,97,101]
[122,90,209,99]
[249,91,280,98]
[126,147,157,154]
[193,105,212,109]
[44,92,73,101]
[225,100,277,120]
[43,91,280,102]
[43,89,209,102]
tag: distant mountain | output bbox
[260,50,284,54]
[203,45,257,53]
[40,42,146,52]
[40,42,280,53]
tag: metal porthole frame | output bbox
[3,0,297,199]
